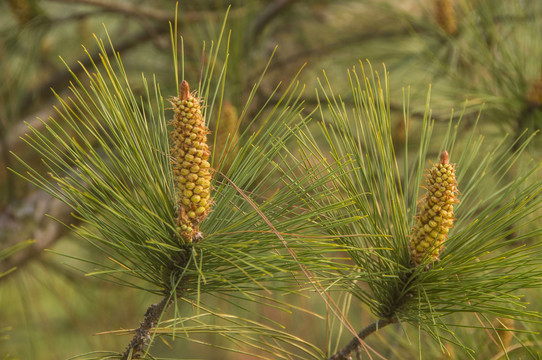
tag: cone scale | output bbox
[169,81,212,243]
[409,150,458,266]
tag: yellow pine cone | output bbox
[409,150,458,266]
[169,80,212,243]
[435,0,458,36]
[214,101,240,172]
[494,317,514,350]
[526,78,542,107]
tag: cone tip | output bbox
[180,80,190,100]
[439,150,449,164]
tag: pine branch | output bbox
[252,0,297,40]
[47,0,249,23]
[121,294,174,360]
[21,24,170,108]
[328,318,396,360]
[49,0,174,22]
[0,191,79,282]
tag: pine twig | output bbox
[21,24,170,108]
[49,0,174,21]
[328,318,396,360]
[252,0,297,40]
[121,294,173,360]
[0,192,78,282]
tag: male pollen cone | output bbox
[409,150,459,266]
[169,80,212,243]
[435,0,458,36]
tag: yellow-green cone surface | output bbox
[409,150,458,266]
[170,80,212,242]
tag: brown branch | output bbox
[20,1,250,108]
[7,0,44,25]
[267,27,416,75]
[119,248,191,358]
[48,0,174,22]
[328,318,396,360]
[0,191,78,280]
[21,23,170,108]
[121,294,173,360]
[252,0,298,40]
[47,0,249,23]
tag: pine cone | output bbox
[214,101,239,172]
[409,150,458,266]
[435,0,458,36]
[169,81,212,243]
[527,78,542,107]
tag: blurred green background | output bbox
[1,0,541,359]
